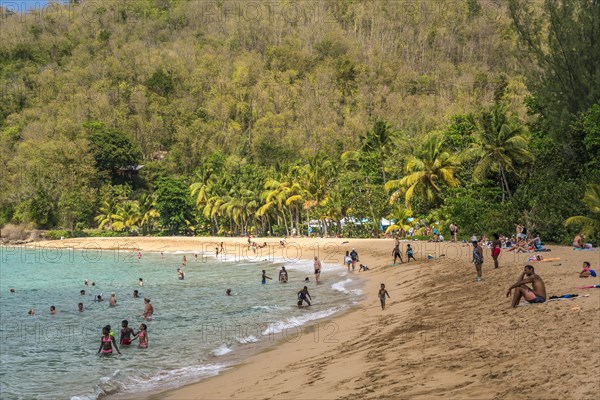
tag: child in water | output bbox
[120,320,135,346]
[133,324,148,348]
[261,270,272,284]
[98,326,121,355]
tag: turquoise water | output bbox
[0,245,362,399]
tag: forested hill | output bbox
[1,0,599,243]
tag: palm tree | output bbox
[466,103,533,201]
[385,134,459,208]
[94,198,121,230]
[385,204,413,236]
[565,184,600,236]
[138,193,160,234]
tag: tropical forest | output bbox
[0,0,599,243]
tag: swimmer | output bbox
[182,255,187,267]
[194,253,198,261]
[261,270,272,284]
[91,281,96,287]
[50,305,57,315]
[28,308,35,316]
[98,326,121,355]
[138,278,144,287]
[80,289,86,295]
[133,289,140,298]
[120,320,135,346]
[142,298,154,320]
[137,251,142,260]
[226,289,232,296]
[95,294,103,302]
[10,288,15,293]
[177,268,185,280]
[304,277,310,282]
[161,252,164,259]
[132,323,148,348]
[78,303,84,312]
[84,279,88,287]
[109,292,117,307]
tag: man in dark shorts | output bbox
[297,286,312,307]
[506,265,547,307]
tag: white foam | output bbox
[237,335,258,344]
[331,278,353,294]
[261,307,343,336]
[212,344,233,356]
[117,364,227,394]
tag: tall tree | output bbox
[508,0,600,138]
[385,135,459,208]
[466,103,533,201]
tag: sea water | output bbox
[0,244,362,399]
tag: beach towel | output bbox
[530,257,561,262]
[573,247,594,251]
[577,284,600,289]
[517,294,589,306]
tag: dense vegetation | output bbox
[1,0,599,243]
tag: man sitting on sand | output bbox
[506,265,546,307]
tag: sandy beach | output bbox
[53,237,600,399]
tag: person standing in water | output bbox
[182,255,187,268]
[297,286,312,307]
[109,293,117,307]
[343,251,352,272]
[98,326,121,356]
[142,298,154,320]
[279,267,288,283]
[378,283,391,310]
[120,320,136,346]
[138,278,144,287]
[314,256,322,283]
[132,324,148,348]
[261,270,272,284]
[177,268,185,280]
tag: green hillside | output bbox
[0,0,599,242]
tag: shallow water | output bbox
[0,245,362,399]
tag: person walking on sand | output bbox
[406,244,416,262]
[378,283,391,310]
[142,298,154,320]
[261,270,272,284]
[491,233,502,269]
[349,248,359,271]
[472,240,484,282]
[344,251,352,272]
[279,266,288,283]
[393,237,404,264]
[297,286,312,307]
[314,256,322,283]
[506,265,546,307]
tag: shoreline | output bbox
[12,237,600,399]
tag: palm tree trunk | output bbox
[499,163,512,201]
[380,151,386,184]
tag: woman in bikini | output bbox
[133,324,148,348]
[98,326,121,356]
[142,298,154,320]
